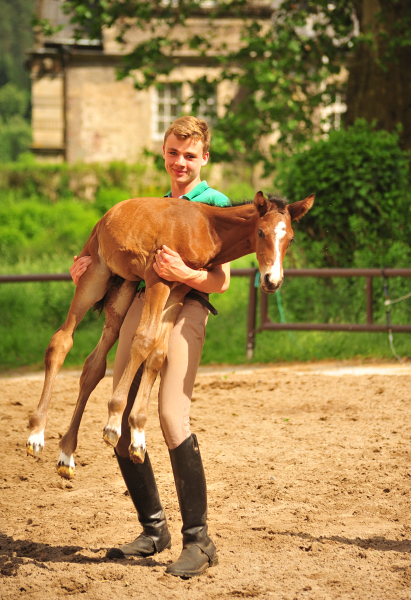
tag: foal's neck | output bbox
[207,203,258,267]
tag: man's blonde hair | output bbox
[164,116,211,155]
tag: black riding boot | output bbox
[166,434,218,578]
[107,451,171,559]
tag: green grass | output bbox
[204,256,410,365]
[0,254,409,373]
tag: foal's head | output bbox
[253,191,314,293]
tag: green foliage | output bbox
[0,114,32,162]
[94,186,131,216]
[0,255,114,370]
[2,254,409,371]
[0,82,32,162]
[0,161,170,264]
[0,161,167,202]
[0,0,34,90]
[276,120,411,267]
[56,0,358,167]
[0,83,29,120]
[0,2,34,162]
[0,163,410,370]
[0,197,101,262]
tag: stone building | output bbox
[29,0,274,164]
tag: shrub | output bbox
[276,120,411,268]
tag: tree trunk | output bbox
[345,0,411,150]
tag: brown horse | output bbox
[26,191,314,478]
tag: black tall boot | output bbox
[165,434,218,578]
[107,450,171,558]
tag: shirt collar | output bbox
[165,180,209,199]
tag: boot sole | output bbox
[166,556,218,578]
[107,539,171,559]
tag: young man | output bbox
[70,116,230,578]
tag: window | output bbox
[194,89,217,125]
[152,84,182,141]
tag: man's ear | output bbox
[162,145,166,159]
[254,191,270,216]
[202,152,209,167]
[288,194,315,221]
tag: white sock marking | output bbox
[58,451,75,468]
[130,429,146,450]
[27,431,44,448]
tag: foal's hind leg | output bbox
[57,280,138,479]
[27,261,112,458]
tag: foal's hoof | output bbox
[57,452,75,480]
[103,426,120,448]
[129,444,146,464]
[26,431,44,457]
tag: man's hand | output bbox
[153,245,190,283]
[70,255,92,286]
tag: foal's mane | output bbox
[231,194,288,211]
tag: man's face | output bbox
[163,133,209,190]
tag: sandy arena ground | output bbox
[1,361,411,600]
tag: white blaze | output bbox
[269,221,287,283]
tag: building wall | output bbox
[65,62,152,163]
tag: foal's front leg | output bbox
[127,287,188,463]
[103,279,172,449]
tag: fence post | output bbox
[246,270,258,360]
[366,276,373,325]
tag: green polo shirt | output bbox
[165,180,231,207]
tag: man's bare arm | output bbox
[153,245,230,294]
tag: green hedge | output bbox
[275,119,411,269]
[0,160,168,203]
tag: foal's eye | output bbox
[258,229,265,238]
[289,238,295,244]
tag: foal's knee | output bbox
[45,328,73,367]
[130,331,155,360]
[146,346,167,373]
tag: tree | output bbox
[51,1,411,168]
[345,0,411,144]
[0,0,34,162]
[0,83,32,162]
[0,0,35,91]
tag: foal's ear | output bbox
[254,191,270,216]
[288,194,315,221]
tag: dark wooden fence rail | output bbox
[245,268,411,359]
[2,268,411,360]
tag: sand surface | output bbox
[1,361,411,599]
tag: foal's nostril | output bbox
[264,273,271,287]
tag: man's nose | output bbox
[175,154,184,165]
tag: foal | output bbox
[27,191,314,478]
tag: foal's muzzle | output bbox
[261,273,283,293]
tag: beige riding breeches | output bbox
[113,291,209,450]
